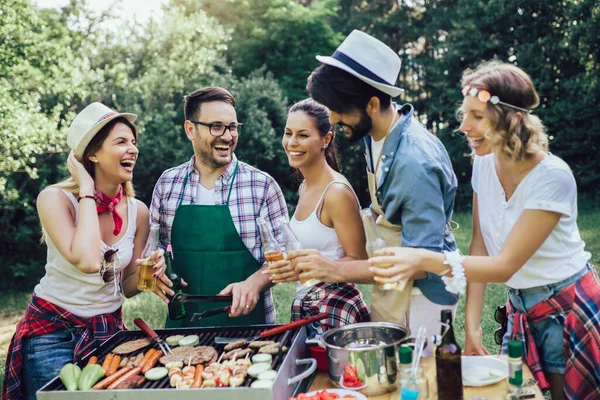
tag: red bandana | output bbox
[94,186,124,236]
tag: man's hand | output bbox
[219,278,262,317]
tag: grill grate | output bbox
[42,325,297,392]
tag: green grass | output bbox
[1,207,599,393]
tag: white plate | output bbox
[462,356,508,387]
[303,388,368,399]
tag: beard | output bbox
[196,139,234,169]
[343,109,373,143]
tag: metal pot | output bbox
[320,322,410,396]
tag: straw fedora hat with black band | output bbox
[67,102,137,160]
[316,30,404,98]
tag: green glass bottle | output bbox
[165,246,186,320]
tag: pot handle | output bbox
[287,358,317,385]
[305,335,324,348]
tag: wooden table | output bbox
[309,356,544,399]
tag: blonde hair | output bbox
[41,117,136,242]
[460,60,548,161]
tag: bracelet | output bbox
[78,194,95,202]
[441,250,467,295]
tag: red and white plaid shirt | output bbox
[149,154,288,324]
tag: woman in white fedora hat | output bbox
[2,103,171,400]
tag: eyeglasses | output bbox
[101,249,122,298]
[189,120,243,137]
[462,86,530,113]
[494,305,508,345]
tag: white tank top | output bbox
[290,181,360,261]
[34,190,137,317]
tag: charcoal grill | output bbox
[37,324,316,400]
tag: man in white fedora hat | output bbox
[298,30,459,353]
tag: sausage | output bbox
[191,365,204,388]
[107,366,143,390]
[223,339,247,352]
[137,348,156,370]
[92,367,132,390]
[142,350,163,373]
[107,355,121,376]
[111,374,145,390]
[101,354,114,375]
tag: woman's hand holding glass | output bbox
[286,249,338,283]
[368,246,423,287]
[263,258,299,283]
[135,249,187,303]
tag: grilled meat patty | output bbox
[111,338,151,355]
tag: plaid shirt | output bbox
[149,154,288,324]
[291,283,371,334]
[508,265,600,397]
[2,295,123,400]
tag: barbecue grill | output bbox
[37,324,316,400]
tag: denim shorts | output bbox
[500,265,590,374]
[22,329,79,400]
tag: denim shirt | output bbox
[365,103,459,305]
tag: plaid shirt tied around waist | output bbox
[508,266,600,398]
[2,295,124,400]
[291,282,371,334]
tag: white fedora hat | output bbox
[67,102,137,160]
[316,30,404,97]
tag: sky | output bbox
[33,0,167,27]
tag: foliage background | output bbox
[1,0,599,289]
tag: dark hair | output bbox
[82,117,137,181]
[306,65,391,114]
[184,87,236,121]
[289,99,339,172]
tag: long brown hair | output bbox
[42,117,137,242]
[459,60,548,161]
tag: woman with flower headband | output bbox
[369,61,600,399]
[2,103,172,400]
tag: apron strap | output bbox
[177,172,190,208]
[225,162,239,205]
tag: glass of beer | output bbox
[137,224,159,291]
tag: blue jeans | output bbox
[22,329,79,400]
[500,265,590,374]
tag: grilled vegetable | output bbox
[87,356,98,366]
[191,365,204,388]
[101,354,114,375]
[166,335,185,347]
[247,363,272,378]
[145,367,169,381]
[107,355,121,376]
[77,364,105,390]
[59,363,81,391]
[257,370,277,381]
[251,354,272,365]
[178,335,200,347]
[250,379,273,388]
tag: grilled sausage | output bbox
[248,340,278,349]
[223,339,247,352]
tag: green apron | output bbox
[166,162,266,328]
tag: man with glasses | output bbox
[303,31,459,353]
[150,86,288,328]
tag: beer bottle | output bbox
[257,217,284,268]
[435,310,464,400]
[137,223,159,291]
[360,208,396,290]
[276,216,317,287]
[165,245,186,320]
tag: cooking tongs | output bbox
[134,318,174,356]
[171,293,233,303]
[190,305,232,322]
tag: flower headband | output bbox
[462,86,530,113]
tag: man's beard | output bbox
[343,109,373,143]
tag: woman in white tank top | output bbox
[265,99,370,334]
[3,103,171,400]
